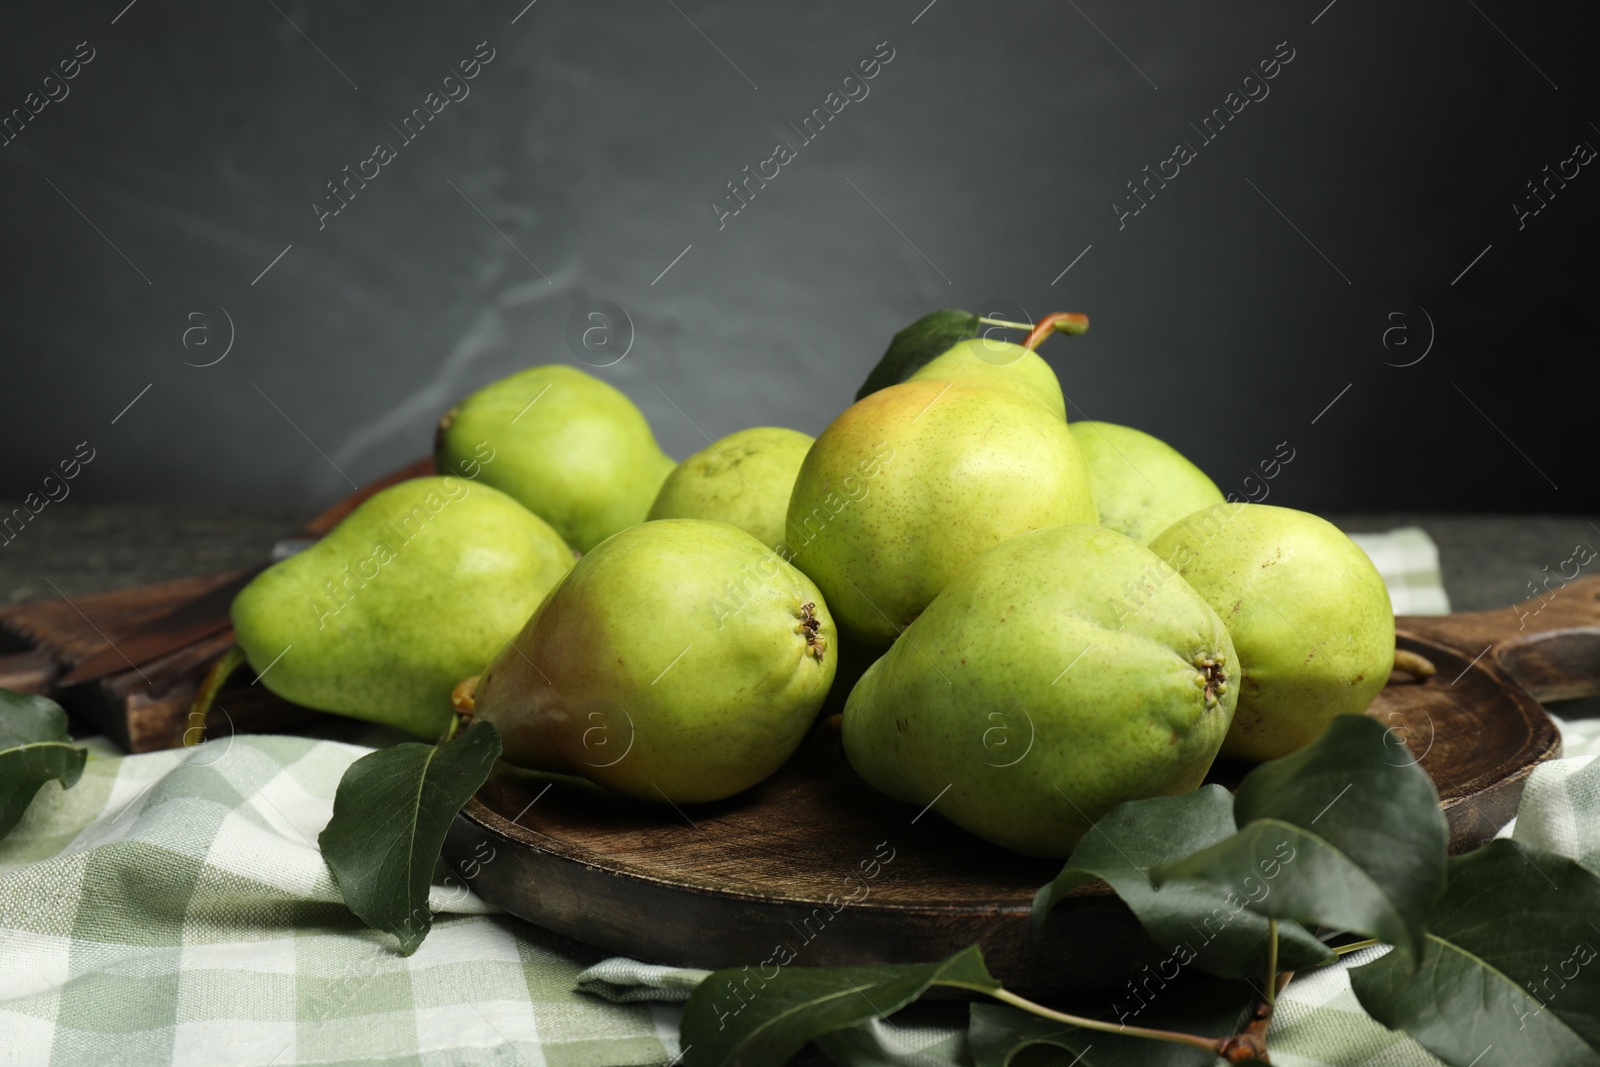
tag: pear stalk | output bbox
[1392,649,1436,679]
[1022,312,1090,350]
[187,645,248,734]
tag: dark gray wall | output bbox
[1,1,1594,514]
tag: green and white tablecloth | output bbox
[2,527,1596,1067]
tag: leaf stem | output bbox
[1332,938,1382,956]
[988,989,1224,1054]
[1265,919,1279,1007]
[976,316,1034,332]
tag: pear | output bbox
[1147,503,1393,762]
[231,477,574,738]
[1071,421,1224,545]
[905,339,1065,419]
[786,379,1097,645]
[647,427,814,553]
[469,519,836,803]
[843,523,1236,858]
[436,364,675,552]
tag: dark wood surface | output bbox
[442,579,1592,992]
[0,458,434,750]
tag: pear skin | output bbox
[906,339,1066,419]
[231,477,574,738]
[471,519,837,803]
[843,524,1236,858]
[786,379,1097,645]
[648,427,815,553]
[1147,503,1394,761]
[436,365,674,552]
[1071,421,1224,545]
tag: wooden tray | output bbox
[443,579,1596,992]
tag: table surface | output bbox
[4,506,1597,1067]
[3,504,1596,613]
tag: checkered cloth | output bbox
[0,736,683,1066]
[1347,527,1451,617]
[3,528,1594,1066]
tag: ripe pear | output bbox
[1147,503,1394,762]
[905,339,1065,419]
[436,364,675,552]
[786,379,1097,645]
[843,523,1237,858]
[469,519,837,803]
[231,477,574,738]
[1071,421,1224,545]
[647,427,814,552]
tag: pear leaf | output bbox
[855,309,981,400]
[1033,786,1332,981]
[968,979,1255,1067]
[0,688,87,841]
[1350,840,1600,1067]
[680,944,998,1067]
[1154,715,1447,964]
[318,721,501,955]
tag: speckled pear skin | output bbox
[471,519,837,804]
[231,477,574,739]
[1071,421,1225,546]
[843,524,1237,858]
[436,364,675,552]
[905,339,1066,419]
[647,427,815,553]
[1147,503,1394,762]
[786,379,1098,646]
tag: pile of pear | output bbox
[232,337,1394,859]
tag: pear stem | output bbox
[186,644,248,734]
[1023,312,1090,351]
[451,676,480,715]
[1392,649,1437,679]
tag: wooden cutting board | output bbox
[442,579,1595,992]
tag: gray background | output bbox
[1,0,1593,515]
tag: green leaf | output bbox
[1154,715,1446,964]
[968,979,1253,1067]
[0,688,87,841]
[681,944,999,1067]
[318,720,501,955]
[1033,786,1332,981]
[1350,839,1600,1067]
[855,309,981,400]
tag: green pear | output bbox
[905,339,1065,419]
[470,519,837,803]
[843,523,1236,858]
[1147,503,1393,762]
[786,379,1097,645]
[647,427,814,552]
[1071,421,1224,545]
[436,364,675,552]
[231,477,574,738]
